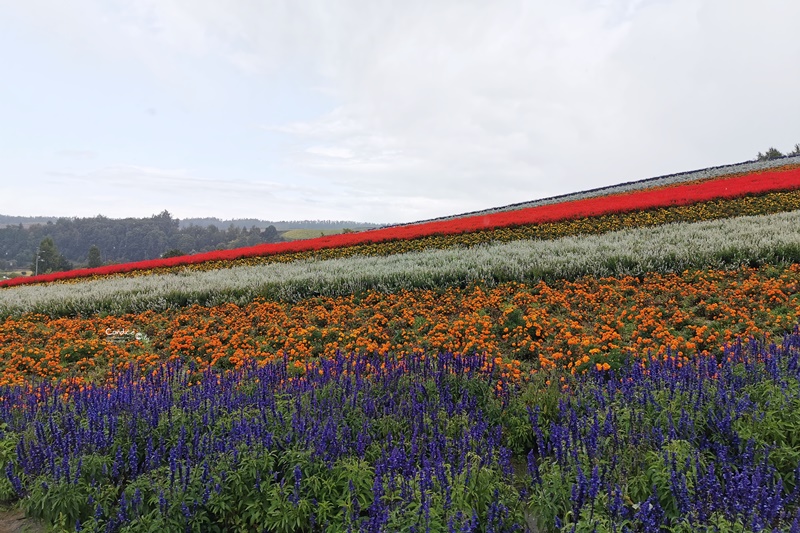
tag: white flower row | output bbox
[2,209,800,317]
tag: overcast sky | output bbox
[1,1,798,224]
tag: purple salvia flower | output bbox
[5,463,23,497]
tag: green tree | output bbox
[262,225,280,243]
[756,147,784,161]
[162,249,185,259]
[87,245,103,268]
[790,143,800,156]
[31,237,72,274]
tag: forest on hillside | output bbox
[0,211,283,271]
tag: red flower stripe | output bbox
[4,166,800,288]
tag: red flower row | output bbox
[3,165,800,288]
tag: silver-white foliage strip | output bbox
[2,209,800,317]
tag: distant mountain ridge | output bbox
[178,218,382,231]
[0,214,382,231]
[0,215,60,228]
[0,212,382,269]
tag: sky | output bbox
[1,1,798,224]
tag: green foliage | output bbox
[0,423,18,502]
[0,212,284,267]
[87,245,103,268]
[501,375,562,455]
[31,237,72,274]
[161,249,185,259]
[22,479,90,526]
[527,460,575,529]
[758,143,800,159]
[733,378,800,488]
[757,147,785,161]
[281,229,343,241]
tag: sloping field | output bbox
[279,229,345,241]
[3,158,800,288]
[2,158,800,532]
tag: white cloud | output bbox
[3,0,799,222]
[305,147,355,160]
[18,164,386,221]
[55,150,97,160]
[257,1,648,209]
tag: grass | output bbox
[280,229,346,241]
[0,271,29,280]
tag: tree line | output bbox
[0,211,282,274]
[756,143,800,161]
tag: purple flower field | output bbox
[2,330,800,532]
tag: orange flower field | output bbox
[2,263,798,388]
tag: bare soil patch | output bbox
[0,508,47,533]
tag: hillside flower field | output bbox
[3,208,800,318]
[2,161,799,289]
[2,159,800,531]
[2,263,800,388]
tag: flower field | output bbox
[2,262,800,388]
[3,337,800,532]
[4,199,800,318]
[3,159,800,531]
[3,161,800,288]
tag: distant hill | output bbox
[0,215,60,228]
[179,218,382,231]
[280,229,350,241]
[0,211,381,271]
[0,215,382,232]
